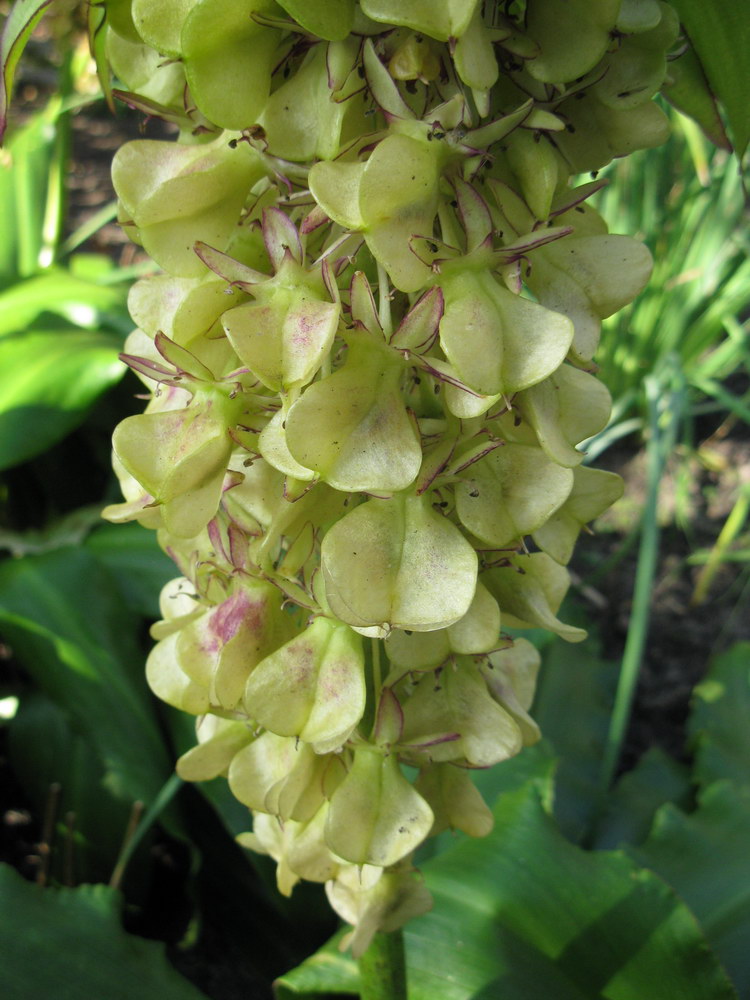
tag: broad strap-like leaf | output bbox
[630,780,750,997]
[0,328,123,471]
[0,548,175,808]
[668,0,750,157]
[0,865,208,1000]
[277,768,737,999]
[688,641,750,790]
[0,0,55,142]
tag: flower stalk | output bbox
[358,929,407,1000]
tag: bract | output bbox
[484,552,587,642]
[516,365,612,468]
[325,749,434,866]
[438,270,573,397]
[321,494,478,634]
[533,466,624,564]
[284,337,421,493]
[415,763,494,837]
[455,443,574,548]
[112,137,263,276]
[181,0,280,129]
[399,660,522,767]
[243,616,366,751]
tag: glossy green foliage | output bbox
[0,0,55,141]
[669,0,750,156]
[0,92,132,470]
[0,866,208,1000]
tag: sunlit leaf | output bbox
[0,329,123,470]
[0,0,56,142]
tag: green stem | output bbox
[371,636,382,696]
[597,368,684,799]
[358,929,407,1000]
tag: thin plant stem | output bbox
[358,929,407,1000]
[36,782,61,887]
[371,636,382,697]
[691,482,750,605]
[109,773,183,890]
[597,370,684,798]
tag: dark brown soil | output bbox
[572,416,750,771]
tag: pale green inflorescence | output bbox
[103,0,677,955]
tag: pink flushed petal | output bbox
[193,242,267,290]
[301,204,330,235]
[262,206,303,270]
[227,522,248,570]
[455,178,493,252]
[492,225,573,265]
[550,178,608,217]
[119,354,177,381]
[401,732,461,750]
[391,285,443,351]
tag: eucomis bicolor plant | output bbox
[99,0,677,955]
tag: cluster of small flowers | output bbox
[103,0,677,953]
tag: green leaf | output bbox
[0,864,208,1000]
[0,0,56,142]
[0,328,124,470]
[631,781,750,997]
[0,270,128,338]
[661,45,731,152]
[531,629,620,842]
[279,771,737,999]
[84,522,175,619]
[688,642,750,790]
[0,548,175,808]
[669,0,750,156]
[274,930,358,999]
[592,746,692,850]
[7,693,142,884]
